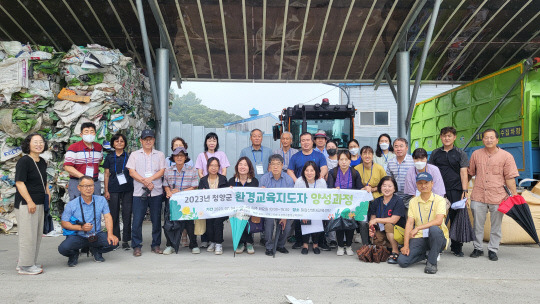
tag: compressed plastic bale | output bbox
[53,100,90,124]
[0,108,43,138]
[0,58,29,102]
[0,141,22,162]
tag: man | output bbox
[385,138,414,202]
[240,129,273,180]
[58,176,118,267]
[397,172,449,274]
[313,130,329,158]
[404,148,446,198]
[126,129,166,257]
[273,131,298,172]
[64,122,103,200]
[259,154,295,256]
[428,126,469,257]
[468,129,519,261]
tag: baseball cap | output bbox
[140,129,155,139]
[416,172,433,182]
[314,130,328,139]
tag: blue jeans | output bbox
[132,195,163,249]
[58,231,117,257]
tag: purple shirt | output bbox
[195,151,230,176]
[404,164,446,197]
[126,148,167,197]
[335,168,353,189]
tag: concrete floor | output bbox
[1,222,540,304]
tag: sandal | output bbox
[387,252,399,264]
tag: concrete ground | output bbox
[1,222,540,304]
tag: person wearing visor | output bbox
[58,176,119,267]
[398,172,449,274]
[64,122,103,200]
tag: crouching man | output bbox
[397,172,449,274]
[58,176,118,267]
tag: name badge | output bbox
[378,223,385,231]
[85,166,94,177]
[117,173,127,185]
[383,164,388,171]
[416,190,421,197]
[256,164,264,175]
[422,229,429,238]
[145,172,153,178]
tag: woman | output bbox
[294,161,327,255]
[14,133,51,275]
[368,176,406,264]
[163,147,199,254]
[373,134,395,170]
[198,157,229,254]
[228,157,259,254]
[327,151,364,256]
[325,140,339,172]
[195,132,230,178]
[348,139,362,167]
[169,137,194,168]
[354,146,387,199]
[103,133,134,250]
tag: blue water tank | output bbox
[249,108,259,117]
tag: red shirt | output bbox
[64,140,103,179]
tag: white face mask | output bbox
[379,143,390,151]
[349,148,360,156]
[82,134,96,143]
[414,161,427,170]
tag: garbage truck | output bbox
[272,98,356,149]
[410,58,540,180]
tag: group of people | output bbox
[14,122,519,275]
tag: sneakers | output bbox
[452,250,464,257]
[424,261,438,274]
[337,246,345,256]
[236,244,245,254]
[163,246,175,255]
[488,250,498,261]
[192,247,201,254]
[329,241,338,249]
[276,247,288,254]
[93,252,105,263]
[122,242,130,250]
[353,234,362,243]
[18,265,43,275]
[437,253,441,262]
[215,244,223,255]
[345,246,354,256]
[207,242,216,252]
[470,249,484,258]
[246,243,255,254]
[319,243,331,251]
[292,242,303,249]
[68,254,79,267]
[200,241,209,248]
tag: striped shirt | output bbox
[126,148,167,196]
[64,140,103,179]
[385,154,414,196]
[163,164,199,191]
[273,147,298,171]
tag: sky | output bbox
[171,82,341,118]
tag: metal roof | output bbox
[0,0,538,84]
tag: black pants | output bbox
[58,232,117,258]
[294,220,302,244]
[108,191,133,242]
[302,232,322,245]
[240,225,254,244]
[336,229,354,247]
[397,226,446,267]
[207,217,227,244]
[446,189,464,252]
[163,199,198,249]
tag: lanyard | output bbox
[114,152,127,173]
[383,153,388,164]
[235,177,248,187]
[78,197,97,235]
[252,146,261,163]
[336,168,352,189]
[418,200,435,224]
[362,163,373,185]
[83,145,95,167]
[172,169,185,190]
[378,198,390,218]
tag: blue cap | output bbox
[140,129,155,139]
[416,172,433,182]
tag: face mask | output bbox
[414,161,427,170]
[379,143,389,151]
[327,149,337,156]
[349,148,359,156]
[82,134,95,143]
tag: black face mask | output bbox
[327,149,337,156]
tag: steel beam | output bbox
[129,0,155,60]
[174,0,196,78]
[219,0,231,79]
[396,51,410,139]
[17,0,61,50]
[156,48,170,153]
[501,28,540,70]
[37,0,74,45]
[328,0,355,80]
[242,0,249,79]
[385,71,398,102]
[108,0,143,66]
[278,0,290,80]
[196,0,213,78]
[0,3,36,45]
[311,0,333,80]
[295,0,311,80]
[85,0,115,49]
[0,24,13,41]
[62,0,94,44]
[344,0,376,79]
[262,0,267,79]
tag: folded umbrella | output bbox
[449,208,474,243]
[498,186,540,246]
[230,211,250,257]
[273,221,283,258]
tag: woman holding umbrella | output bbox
[228,157,259,254]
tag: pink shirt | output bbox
[195,151,230,176]
[126,148,167,197]
[468,147,519,204]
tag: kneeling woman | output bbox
[294,161,327,255]
[199,157,229,254]
[368,176,406,264]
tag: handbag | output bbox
[326,217,358,232]
[194,219,206,235]
[248,218,265,233]
[32,158,54,234]
[393,225,405,245]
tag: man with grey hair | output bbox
[259,154,295,256]
[273,131,298,172]
[240,128,273,180]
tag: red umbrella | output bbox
[498,187,540,246]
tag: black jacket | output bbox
[198,174,229,189]
[327,167,364,189]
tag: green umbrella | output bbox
[229,211,250,257]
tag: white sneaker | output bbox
[345,246,354,256]
[18,265,43,275]
[437,253,441,261]
[246,243,255,254]
[191,247,201,254]
[207,242,216,252]
[353,234,362,243]
[236,244,245,254]
[215,244,223,255]
[163,246,174,255]
[337,246,345,256]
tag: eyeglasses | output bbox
[31,141,45,145]
[79,185,95,189]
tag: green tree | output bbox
[169,91,243,127]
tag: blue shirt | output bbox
[314,147,329,158]
[288,150,328,178]
[61,195,110,237]
[239,145,273,180]
[259,171,294,188]
[102,151,134,193]
[273,147,298,172]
